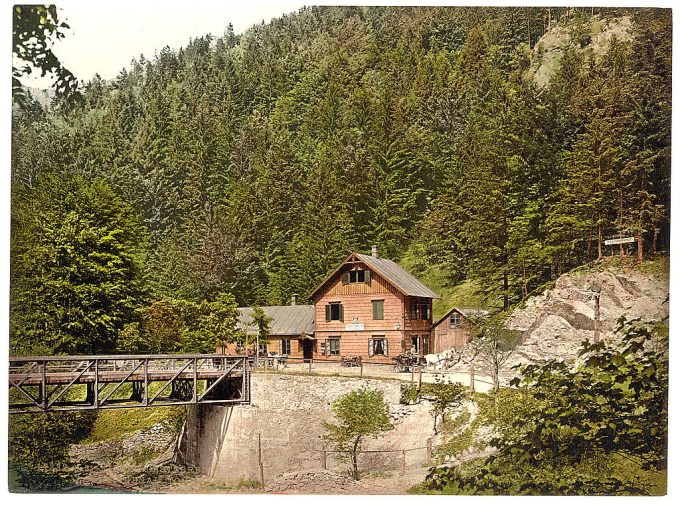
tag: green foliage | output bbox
[10,174,148,355]
[423,317,668,495]
[175,292,242,353]
[426,379,467,434]
[324,388,394,479]
[10,7,671,311]
[12,4,80,106]
[117,292,241,354]
[83,406,185,444]
[9,411,97,491]
[250,306,273,350]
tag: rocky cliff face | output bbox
[506,262,669,366]
[528,15,633,88]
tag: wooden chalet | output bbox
[308,246,440,364]
[431,307,488,352]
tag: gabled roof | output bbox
[308,252,440,300]
[237,305,315,336]
[432,307,489,328]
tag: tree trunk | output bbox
[637,229,644,263]
[547,7,552,32]
[503,270,509,311]
[526,8,531,47]
[597,223,603,260]
[594,292,601,343]
[352,437,361,480]
[653,228,659,255]
[619,190,624,258]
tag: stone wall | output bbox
[181,373,437,483]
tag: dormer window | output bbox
[342,269,371,284]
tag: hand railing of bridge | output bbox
[9,354,251,414]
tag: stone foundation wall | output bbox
[182,373,436,483]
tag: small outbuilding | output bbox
[431,307,488,352]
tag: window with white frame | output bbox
[369,336,387,356]
[449,312,461,328]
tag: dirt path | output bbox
[160,466,430,495]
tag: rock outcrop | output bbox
[506,264,668,365]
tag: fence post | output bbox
[426,438,433,462]
[469,365,475,394]
[309,358,312,373]
[417,366,422,389]
[401,450,406,476]
[360,361,363,377]
[321,449,327,470]
[258,433,265,487]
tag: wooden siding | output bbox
[314,330,404,364]
[432,312,474,352]
[311,259,435,362]
[320,263,401,298]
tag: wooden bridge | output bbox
[9,354,251,414]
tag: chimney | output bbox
[371,245,379,258]
[291,294,298,306]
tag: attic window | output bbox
[343,269,371,284]
[449,313,460,328]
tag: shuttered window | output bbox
[344,269,371,284]
[369,336,387,357]
[372,300,384,320]
[326,337,340,356]
[325,302,343,321]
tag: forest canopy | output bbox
[11,6,671,354]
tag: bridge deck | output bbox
[10,368,243,386]
[9,354,251,414]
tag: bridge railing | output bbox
[9,354,250,414]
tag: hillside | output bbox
[11,7,671,325]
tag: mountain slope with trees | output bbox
[9,6,671,493]
[11,7,670,337]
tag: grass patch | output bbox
[569,254,669,278]
[235,478,263,490]
[129,445,162,465]
[83,406,185,444]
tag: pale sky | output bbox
[19,0,309,88]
